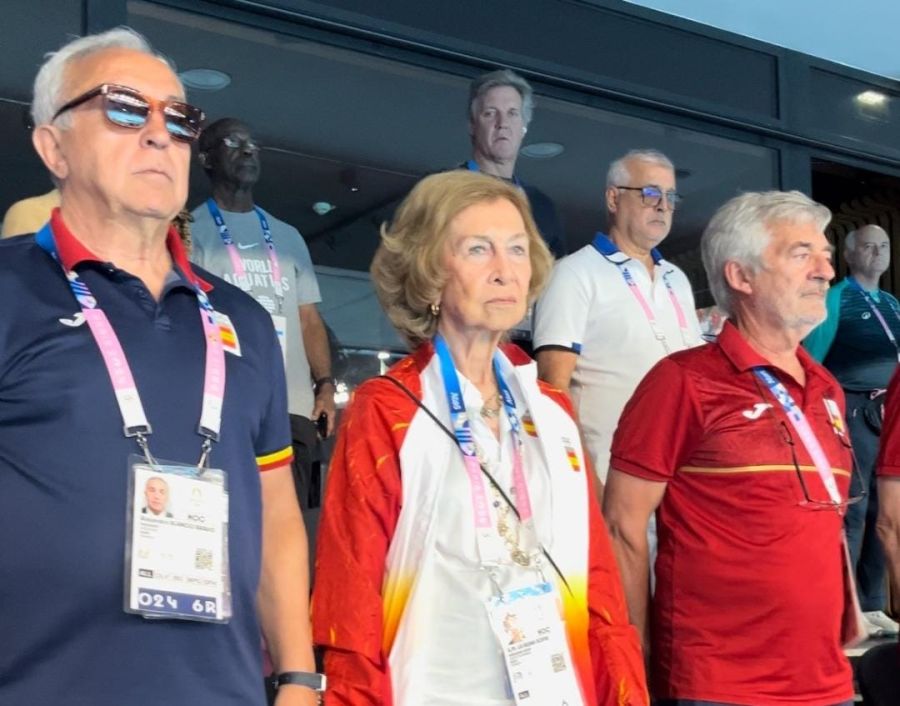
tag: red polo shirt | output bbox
[611,321,854,706]
[878,367,900,477]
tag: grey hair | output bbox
[605,149,675,189]
[701,190,831,317]
[844,224,886,253]
[468,69,534,126]
[32,27,174,128]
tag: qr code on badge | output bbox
[195,548,213,571]
[551,653,566,672]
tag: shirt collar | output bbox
[49,207,212,292]
[717,319,829,385]
[591,231,663,265]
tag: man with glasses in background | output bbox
[0,29,319,706]
[533,148,702,494]
[190,118,335,544]
[804,224,900,638]
[605,191,857,706]
[463,68,566,259]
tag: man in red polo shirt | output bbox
[604,190,856,706]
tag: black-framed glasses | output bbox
[616,185,682,211]
[221,135,261,153]
[777,420,865,511]
[51,83,205,143]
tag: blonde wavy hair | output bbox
[371,170,553,348]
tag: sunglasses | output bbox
[616,185,682,211]
[52,83,205,143]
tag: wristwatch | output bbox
[313,376,335,395]
[276,671,327,692]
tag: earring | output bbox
[430,303,441,317]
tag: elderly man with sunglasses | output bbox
[0,28,319,706]
[604,191,857,706]
[534,149,703,494]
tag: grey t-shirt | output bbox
[191,202,322,417]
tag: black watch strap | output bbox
[276,671,327,692]
[314,376,335,393]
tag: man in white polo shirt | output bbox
[533,149,703,490]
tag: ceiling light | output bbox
[312,201,336,216]
[855,90,888,107]
[520,142,565,159]
[179,68,231,92]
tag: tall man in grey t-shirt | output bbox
[191,118,335,518]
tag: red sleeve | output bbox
[609,357,703,481]
[878,367,900,477]
[540,384,649,706]
[586,469,650,706]
[312,377,413,706]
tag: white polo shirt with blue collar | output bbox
[533,232,703,481]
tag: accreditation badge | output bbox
[270,314,288,364]
[124,456,231,623]
[486,582,584,706]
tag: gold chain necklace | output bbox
[474,440,531,567]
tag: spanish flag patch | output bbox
[522,414,538,437]
[214,311,242,357]
[565,445,581,472]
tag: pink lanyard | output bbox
[619,264,690,354]
[36,223,226,463]
[754,367,842,505]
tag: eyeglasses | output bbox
[221,135,261,153]
[51,83,205,143]
[778,421,865,511]
[616,185,682,211]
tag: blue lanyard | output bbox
[434,335,523,451]
[205,198,283,301]
[434,334,534,532]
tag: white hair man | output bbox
[0,27,320,706]
[605,191,856,706]
[533,149,703,492]
[804,223,900,638]
[463,68,566,258]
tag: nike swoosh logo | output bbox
[742,403,773,420]
[59,313,86,327]
[237,243,259,250]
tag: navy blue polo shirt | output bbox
[0,212,292,706]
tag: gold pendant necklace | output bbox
[480,391,502,420]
